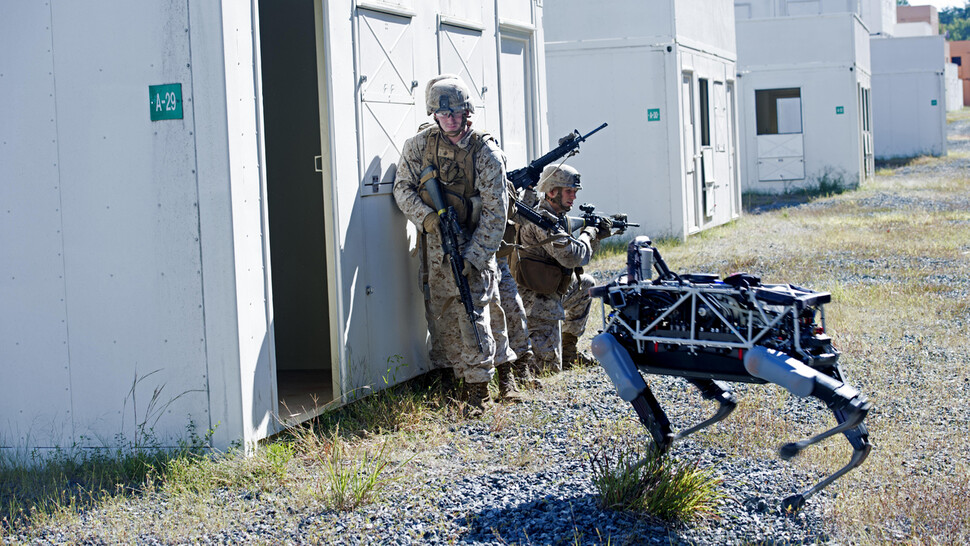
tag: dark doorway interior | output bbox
[258,0,333,423]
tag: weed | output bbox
[588,439,722,523]
[316,428,398,511]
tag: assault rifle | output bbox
[510,198,579,246]
[565,203,639,235]
[507,123,608,191]
[420,166,485,353]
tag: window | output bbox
[699,78,710,146]
[755,88,802,135]
[953,56,962,67]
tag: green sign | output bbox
[931,99,938,106]
[150,83,183,121]
[647,108,660,122]
[835,106,844,115]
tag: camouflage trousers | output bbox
[520,272,594,372]
[421,241,514,383]
[497,256,531,360]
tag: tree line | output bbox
[940,3,970,40]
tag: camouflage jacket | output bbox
[518,200,599,271]
[393,124,509,271]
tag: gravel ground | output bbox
[7,116,969,546]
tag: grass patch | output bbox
[588,439,722,523]
[742,170,850,213]
[314,429,398,511]
[0,426,212,535]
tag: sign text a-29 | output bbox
[150,83,183,121]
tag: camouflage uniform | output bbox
[498,256,531,361]
[394,125,513,384]
[516,199,600,373]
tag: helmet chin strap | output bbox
[546,189,570,214]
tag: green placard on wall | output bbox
[150,83,183,121]
[835,106,844,115]
[647,108,660,122]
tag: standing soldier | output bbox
[512,164,614,374]
[393,74,515,414]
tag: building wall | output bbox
[735,0,861,19]
[1,0,548,454]
[860,0,896,36]
[949,40,970,106]
[870,35,947,158]
[895,22,935,37]
[736,14,872,193]
[945,63,962,111]
[544,0,740,239]
[896,5,938,31]
[0,0,242,452]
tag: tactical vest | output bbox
[417,126,489,232]
[510,216,575,296]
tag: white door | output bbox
[439,23,489,129]
[499,31,535,170]
[682,73,699,231]
[352,6,430,391]
[356,8,417,196]
[726,81,740,218]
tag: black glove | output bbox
[595,216,613,240]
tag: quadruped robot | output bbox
[590,236,872,512]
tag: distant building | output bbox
[544,0,742,239]
[948,40,970,106]
[871,36,948,158]
[735,1,874,193]
[895,4,939,37]
[864,4,948,158]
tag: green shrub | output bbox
[589,441,722,523]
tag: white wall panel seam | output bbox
[47,0,76,443]
[184,0,215,440]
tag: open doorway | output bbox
[258,0,334,424]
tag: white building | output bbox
[862,3,949,158]
[543,0,742,240]
[945,61,963,112]
[736,2,873,193]
[0,0,548,454]
[871,35,948,158]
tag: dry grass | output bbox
[605,152,970,544]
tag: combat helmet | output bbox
[537,164,582,194]
[425,74,475,116]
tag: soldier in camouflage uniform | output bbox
[393,75,514,414]
[511,164,614,374]
[495,251,536,396]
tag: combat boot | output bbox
[459,381,493,417]
[561,333,579,370]
[513,354,543,390]
[497,362,520,400]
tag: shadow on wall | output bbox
[335,179,431,405]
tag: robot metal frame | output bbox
[590,236,872,512]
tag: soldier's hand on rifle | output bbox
[611,213,628,235]
[423,211,440,234]
[595,216,613,240]
[538,209,559,225]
